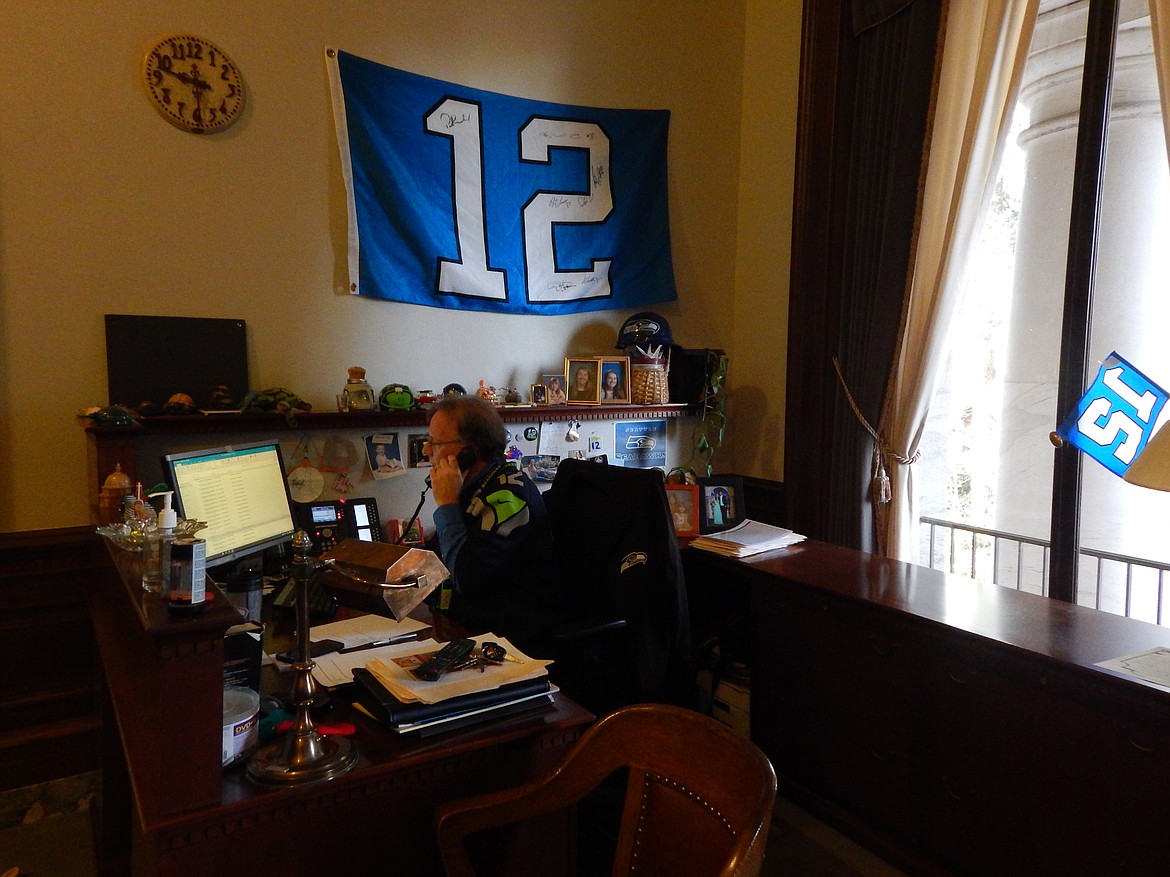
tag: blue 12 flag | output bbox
[1055,352,1169,477]
[326,49,677,316]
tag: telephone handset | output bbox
[406,447,477,545]
[425,446,478,487]
[456,446,477,471]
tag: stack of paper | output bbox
[365,635,551,704]
[691,519,806,558]
[348,635,556,734]
[309,613,428,650]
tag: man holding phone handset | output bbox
[425,395,565,652]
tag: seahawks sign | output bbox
[327,49,678,316]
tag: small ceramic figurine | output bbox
[379,383,414,411]
[475,380,496,402]
[206,385,236,410]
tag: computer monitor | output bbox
[161,439,297,570]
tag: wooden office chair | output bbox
[434,703,777,877]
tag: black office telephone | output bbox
[293,496,382,554]
[425,447,477,487]
[455,446,477,471]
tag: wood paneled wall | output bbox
[0,527,107,790]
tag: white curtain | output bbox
[877,0,1039,560]
[1151,1,1170,153]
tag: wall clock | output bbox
[143,34,245,134]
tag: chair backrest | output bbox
[543,458,692,710]
[435,703,778,877]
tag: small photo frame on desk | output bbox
[698,476,745,534]
[598,356,630,404]
[565,358,600,404]
[665,484,700,538]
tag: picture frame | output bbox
[665,483,700,538]
[598,356,631,404]
[565,357,601,404]
[367,433,405,481]
[530,383,547,405]
[407,433,431,468]
[698,475,745,534]
[543,372,568,405]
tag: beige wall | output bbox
[0,0,800,532]
[731,0,801,479]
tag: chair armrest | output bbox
[549,617,627,642]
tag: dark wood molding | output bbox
[0,526,108,790]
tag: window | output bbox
[919,0,1170,624]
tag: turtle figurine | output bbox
[162,393,199,415]
[240,388,312,425]
[205,385,237,411]
[379,384,415,411]
[86,405,139,427]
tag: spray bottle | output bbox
[143,490,177,595]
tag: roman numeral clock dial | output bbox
[143,35,244,134]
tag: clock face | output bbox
[144,35,244,134]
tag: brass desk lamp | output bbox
[247,530,357,786]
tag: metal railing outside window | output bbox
[920,516,1170,627]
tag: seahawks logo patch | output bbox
[620,551,648,573]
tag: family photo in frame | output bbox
[543,373,568,405]
[666,483,700,538]
[599,356,630,404]
[565,358,600,404]
[698,476,745,534]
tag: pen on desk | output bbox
[341,634,415,652]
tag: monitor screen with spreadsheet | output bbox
[161,440,296,568]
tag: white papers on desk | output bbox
[366,635,551,704]
[309,613,427,650]
[311,640,418,689]
[690,520,806,558]
[310,633,550,696]
[1095,646,1170,689]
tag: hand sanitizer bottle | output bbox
[143,491,177,594]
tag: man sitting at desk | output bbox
[426,395,565,651]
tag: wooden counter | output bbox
[686,540,1170,877]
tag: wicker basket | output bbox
[631,362,670,405]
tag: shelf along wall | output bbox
[85,404,699,537]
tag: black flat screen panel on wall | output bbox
[105,314,249,410]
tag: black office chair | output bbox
[541,458,693,716]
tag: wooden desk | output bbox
[90,546,592,877]
[685,540,1170,877]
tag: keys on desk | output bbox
[429,641,517,675]
[412,638,476,681]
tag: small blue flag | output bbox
[1055,352,1169,476]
